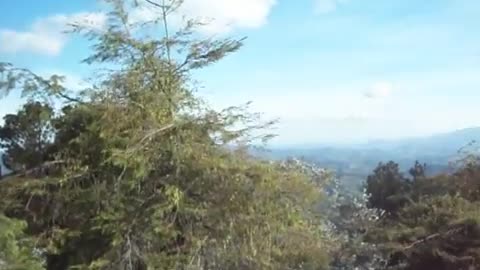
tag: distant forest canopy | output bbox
[2,0,480,270]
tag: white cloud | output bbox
[314,0,349,14]
[0,30,64,56]
[130,0,277,34]
[0,12,106,56]
[1,0,274,56]
[364,81,394,99]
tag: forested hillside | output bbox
[1,1,480,270]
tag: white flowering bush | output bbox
[279,157,387,269]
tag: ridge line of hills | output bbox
[257,127,480,188]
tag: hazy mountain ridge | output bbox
[262,127,480,187]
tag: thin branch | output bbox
[138,123,175,145]
[402,226,465,251]
[56,91,86,104]
[160,0,172,64]
[115,165,128,194]
[125,123,176,156]
[25,194,34,212]
[1,160,67,180]
[5,67,86,104]
[144,0,162,8]
[174,56,191,73]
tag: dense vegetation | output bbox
[363,158,480,269]
[1,1,480,270]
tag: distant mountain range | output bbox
[260,127,480,188]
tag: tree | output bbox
[366,161,411,215]
[0,0,331,269]
[363,159,480,269]
[0,102,55,172]
[409,161,426,181]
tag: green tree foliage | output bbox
[0,215,44,270]
[408,161,426,182]
[0,102,55,171]
[0,0,331,269]
[366,161,411,215]
[50,105,104,168]
[365,160,480,269]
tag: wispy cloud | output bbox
[0,12,106,56]
[130,0,277,35]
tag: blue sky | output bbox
[1,0,480,146]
